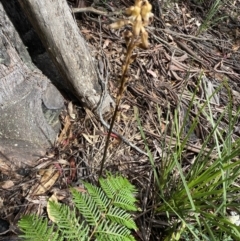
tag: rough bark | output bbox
[0,2,64,172]
[17,0,113,114]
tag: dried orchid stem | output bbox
[99,0,153,178]
[99,38,137,177]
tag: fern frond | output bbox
[100,174,138,211]
[106,206,138,230]
[18,215,62,241]
[19,174,138,241]
[71,187,101,226]
[95,220,136,241]
[84,182,110,212]
[113,195,138,211]
[47,201,89,241]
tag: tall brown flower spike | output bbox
[109,0,153,48]
[99,0,154,177]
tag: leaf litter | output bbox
[1,0,240,239]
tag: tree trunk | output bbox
[17,0,113,114]
[0,2,65,173]
[0,0,114,174]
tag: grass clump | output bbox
[135,77,240,240]
[196,0,229,34]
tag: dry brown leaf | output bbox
[58,115,72,144]
[72,186,87,193]
[169,64,186,72]
[0,197,3,209]
[32,166,60,195]
[120,104,131,110]
[68,156,77,182]
[147,69,157,78]
[165,52,188,62]
[80,28,91,34]
[232,44,240,52]
[57,159,69,165]
[134,133,142,140]
[1,180,14,189]
[120,112,129,120]
[52,188,69,201]
[68,101,76,120]
[82,133,94,144]
[169,70,183,81]
[103,39,111,49]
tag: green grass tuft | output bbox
[135,77,240,240]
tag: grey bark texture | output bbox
[18,0,113,114]
[0,0,114,175]
[0,2,64,172]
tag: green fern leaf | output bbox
[95,220,136,241]
[71,187,101,226]
[18,214,62,241]
[113,195,138,211]
[84,182,110,212]
[102,175,137,196]
[100,175,138,211]
[19,174,138,241]
[106,206,138,230]
[48,201,89,241]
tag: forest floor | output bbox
[1,0,240,240]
